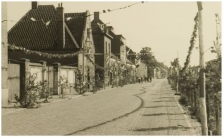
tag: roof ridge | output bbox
[38,5,55,6]
[8,9,32,34]
[65,12,85,14]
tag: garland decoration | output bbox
[8,44,82,59]
[86,54,130,72]
[181,13,199,73]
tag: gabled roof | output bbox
[65,12,86,47]
[116,35,126,40]
[8,5,86,50]
[91,19,113,39]
[8,5,57,49]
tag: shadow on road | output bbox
[132,126,193,132]
[65,88,148,135]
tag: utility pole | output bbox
[176,51,179,94]
[197,1,208,135]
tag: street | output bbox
[2,79,201,135]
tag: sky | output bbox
[4,0,222,67]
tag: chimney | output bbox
[31,1,38,9]
[56,3,65,49]
[94,12,99,20]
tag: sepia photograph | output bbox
[1,0,221,136]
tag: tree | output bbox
[140,47,157,68]
[139,47,168,78]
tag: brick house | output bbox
[91,12,137,87]
[107,27,136,85]
[8,2,95,95]
[91,12,113,87]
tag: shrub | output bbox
[179,96,188,106]
[39,80,53,103]
[15,73,41,108]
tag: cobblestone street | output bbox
[2,79,201,135]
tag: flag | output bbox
[197,2,203,11]
[97,22,103,28]
[30,17,36,21]
[45,20,51,27]
[41,19,51,28]
[66,17,72,21]
[126,48,131,55]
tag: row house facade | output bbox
[91,12,113,87]
[107,27,137,85]
[92,12,137,87]
[7,2,95,100]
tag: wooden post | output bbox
[39,61,47,81]
[53,62,61,95]
[19,58,30,99]
[197,2,208,135]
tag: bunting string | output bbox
[86,54,131,71]
[73,1,145,18]
[3,1,146,23]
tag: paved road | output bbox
[2,79,201,135]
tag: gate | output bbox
[8,63,20,102]
[60,66,76,95]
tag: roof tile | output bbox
[8,5,57,49]
[65,12,86,47]
[8,5,85,50]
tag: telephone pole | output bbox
[197,1,208,135]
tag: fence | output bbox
[7,59,78,102]
[168,65,221,135]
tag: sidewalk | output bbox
[1,93,78,115]
[130,79,201,135]
[1,85,115,115]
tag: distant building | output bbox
[107,26,136,85]
[136,61,147,80]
